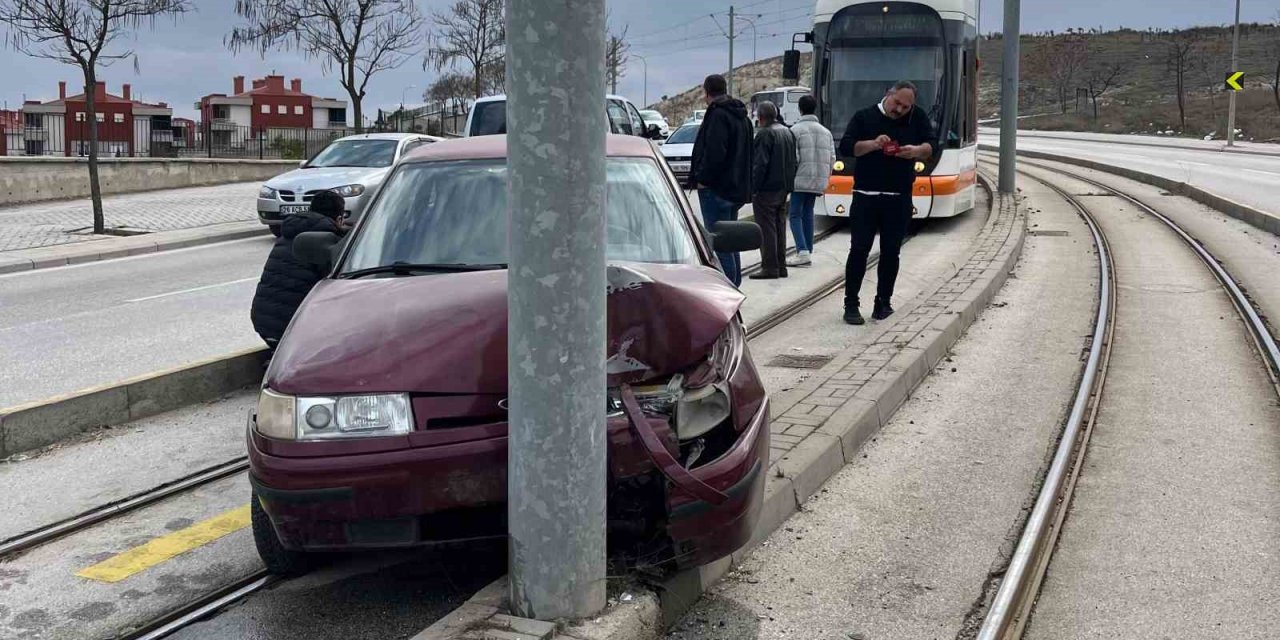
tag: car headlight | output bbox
[258,185,278,199]
[254,390,412,441]
[333,184,365,198]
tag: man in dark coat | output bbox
[687,73,754,286]
[748,101,798,280]
[250,190,346,350]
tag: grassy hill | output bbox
[652,23,1280,141]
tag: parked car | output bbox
[465,94,662,139]
[256,133,440,236]
[659,123,698,186]
[684,109,706,125]
[639,109,671,138]
[248,135,767,575]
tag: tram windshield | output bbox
[821,7,946,145]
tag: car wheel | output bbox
[251,491,314,576]
[269,226,283,238]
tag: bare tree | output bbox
[1165,30,1205,129]
[228,0,423,133]
[1269,12,1280,115]
[1082,39,1127,120]
[426,72,473,112]
[425,0,504,99]
[606,20,630,95]
[1026,34,1086,113]
[0,0,190,234]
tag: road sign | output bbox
[1225,71,1244,92]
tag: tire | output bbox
[269,225,283,238]
[251,491,314,576]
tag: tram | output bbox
[785,0,979,218]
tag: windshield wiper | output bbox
[340,261,507,279]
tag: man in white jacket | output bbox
[787,95,835,267]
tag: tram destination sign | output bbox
[832,12,941,39]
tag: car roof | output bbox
[402,134,656,163]
[332,132,438,142]
[474,93,635,104]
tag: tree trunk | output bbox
[1273,58,1280,115]
[345,83,363,134]
[1176,72,1186,128]
[83,68,105,235]
[1092,93,1099,119]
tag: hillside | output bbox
[652,23,1280,141]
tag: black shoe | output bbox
[872,300,894,321]
[779,270,789,279]
[844,308,865,325]
[749,272,780,280]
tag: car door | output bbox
[607,99,633,136]
[624,101,647,137]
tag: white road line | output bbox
[127,277,258,303]
[0,235,270,281]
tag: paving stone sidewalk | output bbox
[0,182,259,252]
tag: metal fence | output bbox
[1,112,470,159]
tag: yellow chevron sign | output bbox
[1225,71,1245,91]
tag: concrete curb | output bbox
[414,177,1027,640]
[977,143,1280,236]
[0,346,267,457]
[0,221,269,275]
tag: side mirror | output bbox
[293,231,342,271]
[711,220,762,253]
[644,124,662,140]
[782,50,801,83]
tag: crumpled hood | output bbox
[267,262,745,395]
[264,166,389,191]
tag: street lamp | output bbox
[632,54,649,106]
[734,14,759,62]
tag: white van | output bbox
[750,86,811,126]
[465,94,660,139]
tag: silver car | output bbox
[659,123,698,186]
[256,133,440,236]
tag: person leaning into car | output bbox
[687,73,754,287]
[837,80,936,326]
[250,190,348,353]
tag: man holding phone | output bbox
[837,80,936,325]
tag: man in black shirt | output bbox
[837,80,936,325]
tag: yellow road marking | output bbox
[76,505,251,583]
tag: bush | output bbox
[271,136,305,160]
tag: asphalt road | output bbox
[980,129,1280,219]
[0,235,274,408]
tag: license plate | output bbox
[280,205,309,215]
[670,162,690,173]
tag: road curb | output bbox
[0,347,267,458]
[413,178,1027,640]
[0,222,269,276]
[977,143,1280,236]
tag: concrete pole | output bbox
[728,5,736,97]
[1226,0,1241,146]
[998,0,1020,194]
[505,0,609,621]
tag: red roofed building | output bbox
[197,75,348,133]
[19,81,173,157]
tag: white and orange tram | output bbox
[786,0,980,219]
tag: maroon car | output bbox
[248,135,769,575]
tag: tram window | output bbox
[825,47,943,142]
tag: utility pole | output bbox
[633,53,649,106]
[1226,0,1241,147]
[998,0,1020,194]
[728,5,736,97]
[505,0,608,623]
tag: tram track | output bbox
[973,155,1280,639]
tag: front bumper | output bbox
[256,193,368,227]
[248,397,768,563]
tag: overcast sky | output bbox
[1,0,1276,120]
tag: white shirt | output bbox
[856,99,902,197]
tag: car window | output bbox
[470,100,507,136]
[787,90,808,103]
[607,100,633,135]
[666,125,699,145]
[343,158,698,271]
[625,102,646,136]
[400,138,430,157]
[306,140,399,168]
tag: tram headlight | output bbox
[914,161,926,173]
[833,160,845,172]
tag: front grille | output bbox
[277,189,325,204]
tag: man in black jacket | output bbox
[687,74,754,286]
[837,80,936,325]
[250,190,347,350]
[749,101,798,280]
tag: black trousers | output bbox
[845,193,912,310]
[752,191,788,276]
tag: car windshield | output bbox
[666,125,699,144]
[469,100,507,136]
[307,139,398,168]
[341,158,699,273]
[640,111,664,122]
